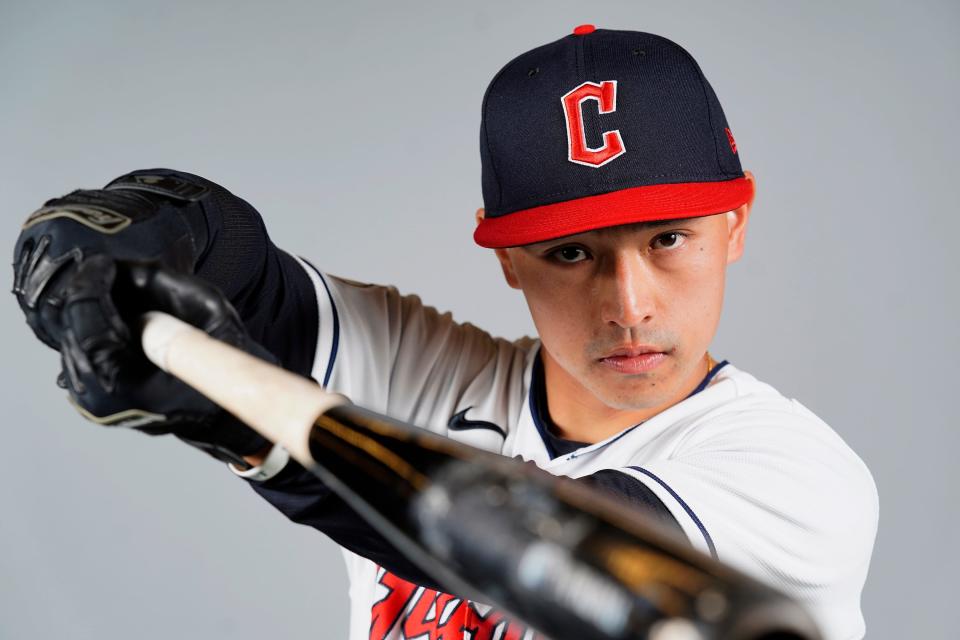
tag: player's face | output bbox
[492,206,750,415]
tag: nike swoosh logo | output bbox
[447,407,506,439]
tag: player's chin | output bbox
[593,385,668,412]
[587,367,672,411]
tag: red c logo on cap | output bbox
[562,80,625,168]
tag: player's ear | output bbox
[493,248,522,289]
[477,207,522,289]
[725,170,755,264]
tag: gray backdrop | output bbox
[1,1,956,638]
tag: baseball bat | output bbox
[140,311,821,640]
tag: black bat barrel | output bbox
[413,461,821,640]
[306,404,822,640]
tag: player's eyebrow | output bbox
[596,217,697,234]
[521,217,699,251]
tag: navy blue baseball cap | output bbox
[474,25,753,248]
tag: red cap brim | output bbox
[474,177,754,248]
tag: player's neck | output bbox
[541,349,712,444]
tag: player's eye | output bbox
[547,245,590,264]
[652,232,687,250]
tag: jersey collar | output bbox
[528,347,730,460]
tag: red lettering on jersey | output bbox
[369,569,417,639]
[561,80,625,167]
[400,591,463,640]
[369,570,545,640]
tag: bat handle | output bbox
[140,310,348,467]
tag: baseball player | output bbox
[13,26,877,640]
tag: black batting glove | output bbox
[12,174,273,467]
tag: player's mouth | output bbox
[597,345,669,374]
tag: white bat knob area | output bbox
[139,311,348,467]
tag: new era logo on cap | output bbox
[475,26,753,248]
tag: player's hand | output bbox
[16,249,272,466]
[11,172,272,465]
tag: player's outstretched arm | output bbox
[11,173,695,590]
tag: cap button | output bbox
[573,24,596,36]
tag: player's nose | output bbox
[598,251,655,329]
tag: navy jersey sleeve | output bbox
[578,469,686,537]
[114,168,319,377]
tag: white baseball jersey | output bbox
[240,260,878,640]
